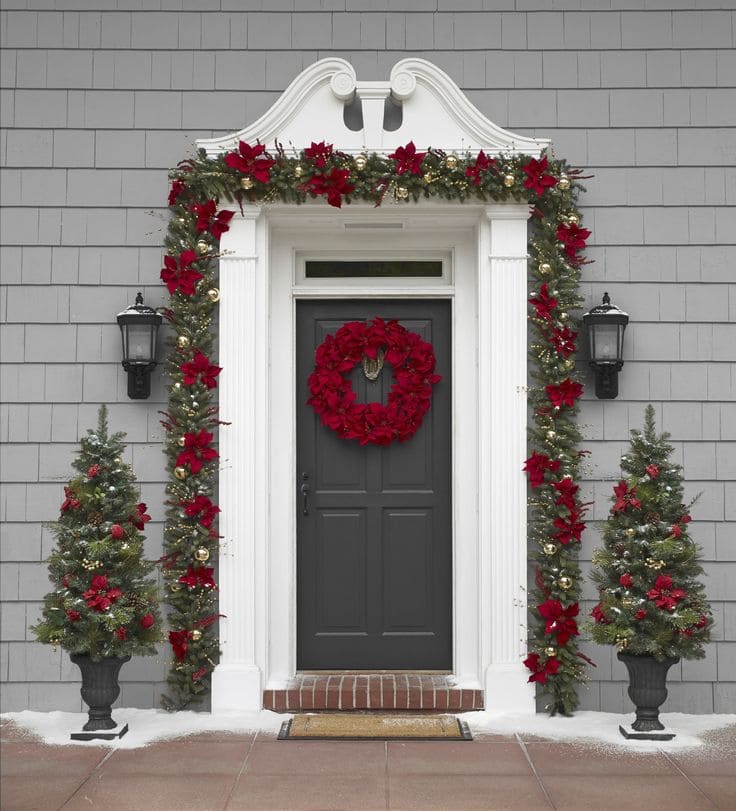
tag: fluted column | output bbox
[480,204,536,713]
[211,206,267,711]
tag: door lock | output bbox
[300,472,310,516]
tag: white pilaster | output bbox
[480,204,536,714]
[211,207,268,712]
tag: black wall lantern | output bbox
[583,292,629,399]
[117,292,162,399]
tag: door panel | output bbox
[297,299,451,669]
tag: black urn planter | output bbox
[617,652,679,740]
[70,653,131,740]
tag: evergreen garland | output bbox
[32,406,162,660]
[161,140,590,711]
[588,405,712,659]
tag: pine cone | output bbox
[645,512,660,525]
[87,511,104,526]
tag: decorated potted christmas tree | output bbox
[588,405,712,740]
[32,406,162,739]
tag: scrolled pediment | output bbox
[197,58,548,159]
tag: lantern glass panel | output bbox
[127,323,155,362]
[589,323,620,363]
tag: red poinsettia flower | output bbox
[619,573,633,588]
[110,524,125,540]
[130,502,151,531]
[180,350,222,389]
[528,283,558,321]
[224,140,275,183]
[304,141,334,169]
[645,464,660,478]
[634,609,647,620]
[647,573,686,611]
[178,565,216,589]
[523,451,561,488]
[551,326,578,358]
[61,485,80,512]
[169,629,191,662]
[537,599,580,646]
[140,613,155,629]
[591,603,610,624]
[175,429,218,474]
[612,480,641,513]
[523,652,561,684]
[465,150,496,186]
[192,666,208,682]
[160,250,202,296]
[87,464,99,478]
[82,574,123,612]
[679,514,692,524]
[552,477,579,510]
[168,179,186,206]
[556,222,591,261]
[66,609,81,621]
[546,378,583,409]
[671,524,682,538]
[116,627,127,641]
[191,199,234,240]
[181,494,221,528]
[695,615,708,629]
[552,509,586,545]
[522,156,558,196]
[388,141,426,175]
[304,168,355,208]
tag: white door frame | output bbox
[211,201,535,714]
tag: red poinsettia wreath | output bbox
[307,317,441,446]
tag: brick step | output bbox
[263,674,483,712]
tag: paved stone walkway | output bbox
[1,718,734,810]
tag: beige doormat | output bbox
[278,713,472,741]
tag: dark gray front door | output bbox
[296,300,451,670]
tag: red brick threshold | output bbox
[263,673,483,712]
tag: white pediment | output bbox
[197,58,548,158]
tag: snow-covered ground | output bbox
[3,708,734,753]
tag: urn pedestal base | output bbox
[71,722,129,742]
[619,723,675,741]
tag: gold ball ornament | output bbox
[567,213,580,226]
[177,436,186,447]
[294,164,304,178]
[177,216,186,224]
[558,575,573,590]
[622,597,635,607]
[195,547,210,562]
[544,647,557,657]
[559,312,568,321]
[539,262,552,275]
[353,154,367,171]
[543,543,558,556]
[396,185,409,200]
[174,382,181,390]
[207,288,220,303]
[170,582,182,592]
[190,629,203,641]
[558,175,570,190]
[445,154,458,170]
[503,173,515,188]
[174,466,188,480]
[196,240,209,255]
[241,176,254,190]
[625,528,635,537]
[546,430,557,440]
[177,335,190,349]
[114,457,121,464]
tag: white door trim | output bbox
[211,202,534,714]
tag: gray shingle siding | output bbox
[1,2,734,714]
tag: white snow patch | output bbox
[2,708,286,749]
[462,710,736,753]
[3,708,734,754]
